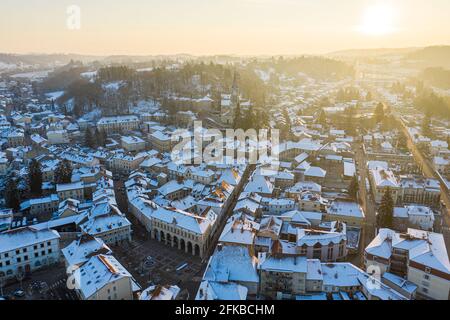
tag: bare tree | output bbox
[16,269,25,290]
[0,276,6,297]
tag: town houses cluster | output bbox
[1,57,449,301]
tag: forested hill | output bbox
[419,67,450,89]
[267,56,354,80]
[407,46,450,68]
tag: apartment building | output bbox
[47,129,70,144]
[0,227,60,280]
[73,254,139,300]
[393,205,435,231]
[369,167,400,204]
[258,255,408,300]
[57,181,85,201]
[97,115,140,134]
[365,228,450,300]
[149,130,172,152]
[121,136,146,152]
[19,194,59,217]
[397,176,441,208]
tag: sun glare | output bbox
[359,4,396,36]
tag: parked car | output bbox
[13,290,25,298]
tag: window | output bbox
[34,253,39,258]
[16,250,20,255]
[17,258,21,263]
[41,251,46,256]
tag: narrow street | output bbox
[354,142,377,267]
[202,163,256,261]
[395,115,450,224]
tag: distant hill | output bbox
[0,53,101,71]
[407,46,450,68]
[419,67,450,89]
[327,47,420,58]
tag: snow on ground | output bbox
[60,98,75,112]
[102,81,125,91]
[255,69,272,83]
[130,99,161,113]
[80,108,102,121]
[0,62,18,71]
[11,70,51,80]
[136,67,154,72]
[81,71,97,81]
[45,91,65,101]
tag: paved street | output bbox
[1,263,77,300]
[111,238,203,300]
[353,142,377,267]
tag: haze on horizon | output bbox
[1,0,449,56]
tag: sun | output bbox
[359,4,396,36]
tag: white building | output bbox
[365,228,450,300]
[77,203,132,246]
[393,205,435,231]
[0,227,60,280]
[72,254,139,300]
[47,129,70,144]
[97,115,140,134]
[369,167,400,204]
[121,136,146,152]
[62,233,112,270]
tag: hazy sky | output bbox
[1,0,449,55]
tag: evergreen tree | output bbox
[84,128,95,148]
[348,175,359,201]
[242,105,254,130]
[397,133,408,151]
[95,128,107,147]
[28,159,43,196]
[374,102,385,123]
[55,160,73,184]
[5,175,20,212]
[257,109,270,130]
[345,106,356,135]
[282,108,292,133]
[233,101,243,129]
[378,187,394,228]
[422,111,432,138]
[317,109,327,126]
